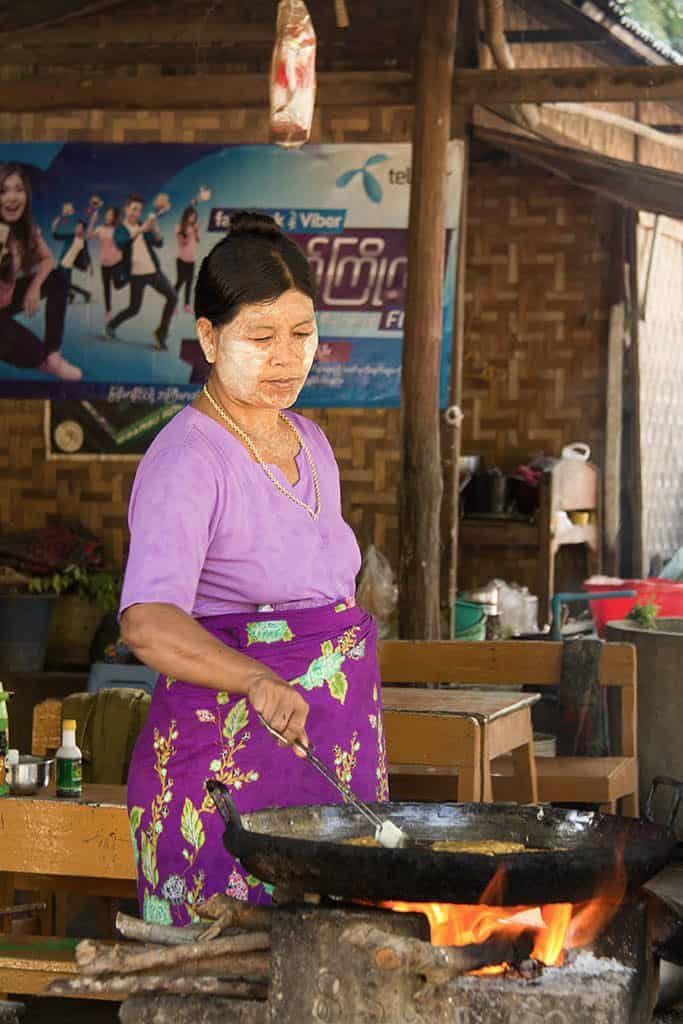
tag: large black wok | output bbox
[207,779,679,906]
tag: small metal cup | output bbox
[8,755,54,796]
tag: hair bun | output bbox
[229,210,282,239]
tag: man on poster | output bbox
[104,193,176,350]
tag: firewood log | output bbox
[196,894,273,936]
[77,932,270,976]
[341,923,533,984]
[49,975,268,999]
[116,912,206,945]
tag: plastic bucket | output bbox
[455,618,486,641]
[0,595,56,672]
[583,579,683,637]
[454,600,486,641]
[454,599,486,633]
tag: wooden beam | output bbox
[0,1,131,33]
[4,17,275,45]
[481,28,605,43]
[399,0,458,640]
[0,66,680,113]
[0,72,413,112]
[454,65,683,105]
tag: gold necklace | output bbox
[202,384,321,521]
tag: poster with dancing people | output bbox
[0,141,463,408]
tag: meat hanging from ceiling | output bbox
[269,0,317,149]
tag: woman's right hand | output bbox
[245,672,310,756]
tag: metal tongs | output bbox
[257,712,409,849]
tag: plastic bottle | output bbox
[0,683,9,798]
[56,719,82,799]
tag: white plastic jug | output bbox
[561,442,590,462]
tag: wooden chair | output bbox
[378,640,638,816]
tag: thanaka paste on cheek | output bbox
[301,328,318,374]
[213,336,270,405]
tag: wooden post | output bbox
[446,139,469,638]
[399,0,458,639]
[622,210,644,577]
[604,206,626,576]
[446,0,478,637]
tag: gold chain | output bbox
[202,384,321,520]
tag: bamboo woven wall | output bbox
[462,155,610,469]
[636,214,683,567]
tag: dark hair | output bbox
[194,210,316,327]
[179,205,197,237]
[105,206,120,224]
[76,219,87,229]
[126,193,145,206]
[0,163,39,280]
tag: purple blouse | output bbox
[120,406,361,618]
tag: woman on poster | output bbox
[174,206,200,314]
[88,202,122,325]
[0,164,82,381]
[120,211,386,924]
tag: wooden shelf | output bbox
[459,460,602,625]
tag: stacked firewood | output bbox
[49,895,272,1018]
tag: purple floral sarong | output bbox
[127,600,387,925]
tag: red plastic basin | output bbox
[583,578,683,636]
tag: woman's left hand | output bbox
[23,284,41,317]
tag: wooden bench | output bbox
[378,640,638,815]
[0,936,107,1000]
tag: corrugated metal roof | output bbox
[585,0,683,63]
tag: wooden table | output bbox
[382,687,540,804]
[0,784,133,885]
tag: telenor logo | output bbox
[335,155,388,203]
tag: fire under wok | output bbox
[207,780,677,906]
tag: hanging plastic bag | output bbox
[356,545,398,638]
[269,0,317,149]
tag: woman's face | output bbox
[199,288,318,411]
[0,173,27,224]
[105,208,115,225]
[188,211,197,226]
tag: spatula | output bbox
[257,712,409,849]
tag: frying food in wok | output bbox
[344,836,544,855]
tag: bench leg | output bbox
[510,740,538,804]
[600,802,617,814]
[620,792,639,817]
[457,764,481,803]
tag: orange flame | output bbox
[381,852,626,969]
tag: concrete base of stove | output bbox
[119,899,656,1024]
[268,901,653,1024]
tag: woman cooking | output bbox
[120,211,388,925]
